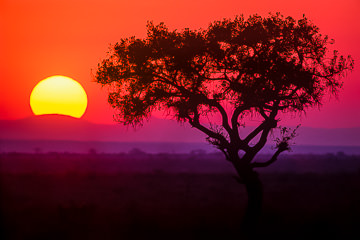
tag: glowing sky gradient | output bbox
[1,0,359,128]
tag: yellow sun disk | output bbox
[30,76,87,118]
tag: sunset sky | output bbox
[1,0,359,128]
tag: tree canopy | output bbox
[96,13,353,163]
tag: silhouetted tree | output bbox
[95,13,353,231]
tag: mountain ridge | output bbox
[1,114,360,146]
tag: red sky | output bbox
[1,0,359,128]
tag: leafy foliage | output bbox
[274,125,300,152]
[96,13,353,167]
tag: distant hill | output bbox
[0,114,205,142]
[1,114,360,147]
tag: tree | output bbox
[95,13,353,230]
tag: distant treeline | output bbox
[1,139,360,155]
[1,152,360,174]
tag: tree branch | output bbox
[259,107,269,119]
[243,121,267,144]
[208,100,233,138]
[186,111,230,149]
[154,71,236,144]
[250,148,283,168]
[251,103,279,153]
[231,106,247,135]
[219,147,231,162]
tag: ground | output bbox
[1,153,360,239]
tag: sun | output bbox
[30,75,88,118]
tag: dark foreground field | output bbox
[1,153,360,239]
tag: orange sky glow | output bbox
[1,0,359,128]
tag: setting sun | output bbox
[30,75,88,118]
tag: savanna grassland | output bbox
[1,152,360,239]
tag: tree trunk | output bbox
[242,169,263,232]
[234,165,263,233]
